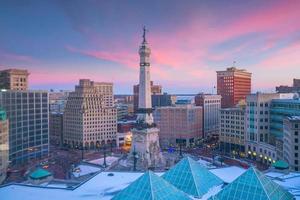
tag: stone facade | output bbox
[153,105,203,149]
[283,116,300,171]
[195,93,221,138]
[0,69,29,91]
[219,107,246,155]
[63,79,117,148]
[131,28,163,168]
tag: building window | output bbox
[295,153,298,157]
[296,138,299,143]
[295,160,298,165]
[295,146,298,150]
[296,131,299,136]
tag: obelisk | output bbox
[130,27,163,169]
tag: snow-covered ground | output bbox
[72,164,102,178]
[1,167,299,200]
[87,156,119,166]
[210,166,246,183]
[197,158,217,169]
[266,171,300,198]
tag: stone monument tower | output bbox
[131,27,163,169]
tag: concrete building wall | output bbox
[245,93,294,164]
[283,116,300,171]
[153,105,203,149]
[63,79,117,149]
[49,112,63,146]
[195,94,221,138]
[219,107,246,155]
[0,69,29,91]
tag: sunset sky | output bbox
[0,0,300,94]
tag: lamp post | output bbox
[132,146,138,171]
[103,144,107,168]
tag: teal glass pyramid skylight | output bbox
[210,167,294,200]
[112,171,191,200]
[162,157,223,198]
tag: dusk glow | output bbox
[0,0,300,93]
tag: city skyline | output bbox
[1,0,300,94]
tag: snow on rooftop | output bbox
[0,172,143,200]
[1,167,300,200]
[210,166,246,183]
[72,164,102,178]
[87,156,119,166]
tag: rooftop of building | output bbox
[286,116,300,121]
[29,169,52,180]
[216,67,251,74]
[0,89,48,93]
[220,107,245,112]
[0,68,29,75]
[0,157,299,200]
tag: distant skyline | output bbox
[0,0,300,94]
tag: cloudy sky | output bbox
[0,0,300,94]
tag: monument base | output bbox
[130,127,164,169]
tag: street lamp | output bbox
[132,146,138,171]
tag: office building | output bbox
[153,105,203,148]
[283,116,300,171]
[195,93,221,138]
[49,112,63,146]
[0,69,29,91]
[63,79,117,148]
[219,107,246,155]
[152,93,176,108]
[217,67,251,108]
[246,93,294,164]
[49,91,69,113]
[269,97,300,159]
[116,104,129,121]
[0,108,9,183]
[276,78,300,93]
[133,81,162,112]
[0,90,49,165]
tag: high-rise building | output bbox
[0,90,49,165]
[130,27,163,168]
[245,93,294,164]
[116,104,129,121]
[195,93,221,138]
[270,97,300,160]
[217,67,251,108]
[219,107,246,155]
[283,116,300,171]
[49,112,63,146]
[49,91,70,113]
[0,69,29,91]
[63,79,117,148]
[153,105,203,149]
[276,78,300,93]
[152,93,176,108]
[0,108,9,183]
[133,81,162,112]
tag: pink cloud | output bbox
[0,52,36,63]
[65,45,137,68]
[257,41,300,70]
